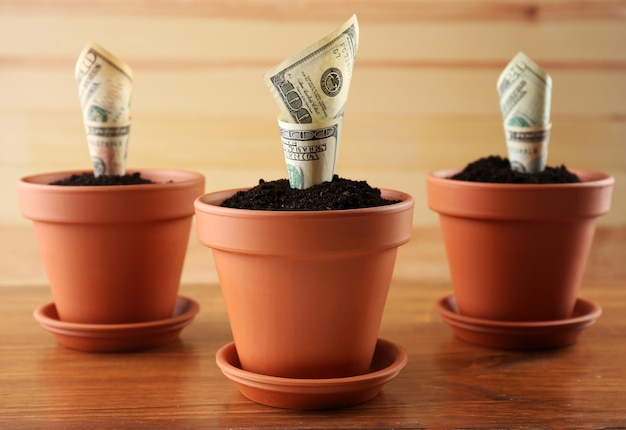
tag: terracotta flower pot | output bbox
[18,168,205,324]
[427,169,614,322]
[194,188,414,379]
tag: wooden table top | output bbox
[2,272,625,428]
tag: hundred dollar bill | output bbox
[497,52,552,173]
[265,16,358,188]
[278,116,342,189]
[75,42,133,176]
[263,14,359,124]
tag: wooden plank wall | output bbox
[1,0,624,285]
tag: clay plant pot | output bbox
[427,169,614,322]
[194,188,414,379]
[18,168,205,324]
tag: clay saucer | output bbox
[33,296,199,353]
[215,338,407,410]
[435,295,601,350]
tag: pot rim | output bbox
[426,168,614,220]
[194,188,415,255]
[18,168,205,223]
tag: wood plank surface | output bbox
[0,275,624,428]
[1,0,625,228]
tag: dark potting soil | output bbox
[221,175,401,211]
[50,172,156,186]
[450,156,581,184]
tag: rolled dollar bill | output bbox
[265,15,358,188]
[263,14,359,124]
[503,124,551,173]
[75,42,133,176]
[497,52,552,173]
[278,116,342,189]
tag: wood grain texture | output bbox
[1,274,625,428]
[1,0,625,287]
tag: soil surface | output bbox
[50,172,156,186]
[450,156,580,184]
[221,175,401,211]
